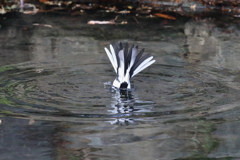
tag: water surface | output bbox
[1,13,240,160]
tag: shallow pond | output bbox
[1,13,240,160]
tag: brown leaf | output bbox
[154,13,176,20]
[39,0,49,3]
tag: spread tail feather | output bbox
[105,42,155,89]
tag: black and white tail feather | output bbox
[105,42,155,90]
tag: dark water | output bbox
[1,13,240,160]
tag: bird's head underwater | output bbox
[120,82,128,89]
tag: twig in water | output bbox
[133,16,139,24]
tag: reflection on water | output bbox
[1,14,240,159]
[106,90,155,125]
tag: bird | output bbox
[104,42,155,90]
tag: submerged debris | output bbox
[36,69,44,73]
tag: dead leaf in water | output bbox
[87,20,116,25]
[29,118,35,125]
[33,23,53,28]
[88,16,120,25]
[36,69,44,73]
[154,13,176,20]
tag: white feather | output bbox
[130,47,137,68]
[113,79,120,88]
[133,56,153,74]
[104,47,117,73]
[118,50,125,82]
[132,59,155,77]
[109,44,118,71]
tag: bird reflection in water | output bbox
[104,82,154,126]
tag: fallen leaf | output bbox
[29,118,35,125]
[115,10,130,14]
[39,0,48,3]
[44,24,53,28]
[121,21,128,24]
[154,13,176,20]
[190,5,196,10]
[0,7,6,14]
[87,20,116,24]
[36,69,44,73]
[33,23,53,28]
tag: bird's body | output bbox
[105,42,155,90]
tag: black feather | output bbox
[127,44,134,65]
[130,55,152,78]
[132,53,151,72]
[119,42,123,51]
[135,48,145,64]
[129,48,145,77]
[113,43,120,71]
[124,43,129,75]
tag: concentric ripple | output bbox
[0,62,158,123]
[1,60,240,125]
